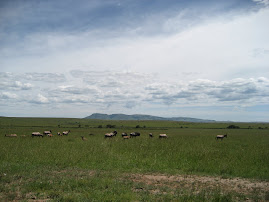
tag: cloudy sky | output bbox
[0,0,269,121]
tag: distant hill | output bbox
[84,113,216,123]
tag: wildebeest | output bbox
[216,134,227,140]
[159,134,167,138]
[122,132,128,137]
[81,136,87,141]
[149,133,153,138]
[130,132,140,138]
[32,132,43,138]
[104,131,117,138]
[43,130,52,136]
[57,132,62,136]
[62,130,70,136]
[104,133,113,138]
[5,134,17,137]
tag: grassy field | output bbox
[0,117,269,201]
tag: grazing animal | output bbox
[104,131,117,138]
[112,131,117,136]
[105,133,114,138]
[47,133,53,137]
[81,136,87,141]
[5,134,17,137]
[122,133,128,137]
[123,136,130,139]
[43,130,52,136]
[57,132,62,136]
[149,133,153,138]
[159,134,167,138]
[130,132,140,138]
[62,130,70,136]
[32,132,43,138]
[216,134,227,140]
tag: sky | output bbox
[0,0,269,122]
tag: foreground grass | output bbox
[0,117,269,201]
[3,167,255,201]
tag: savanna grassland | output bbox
[0,117,269,201]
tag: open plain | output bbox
[0,117,269,201]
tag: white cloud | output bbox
[57,85,100,95]
[30,94,49,104]
[24,72,66,83]
[1,70,269,109]
[0,92,18,99]
[0,80,33,90]
[145,77,269,106]
[0,70,268,121]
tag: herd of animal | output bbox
[31,130,71,137]
[103,131,169,139]
[103,131,168,139]
[4,130,71,138]
[4,130,168,139]
[4,130,228,140]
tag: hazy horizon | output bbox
[1,113,268,123]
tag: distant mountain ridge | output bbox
[85,113,216,123]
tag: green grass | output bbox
[0,117,268,201]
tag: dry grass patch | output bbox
[51,168,96,178]
[128,173,269,200]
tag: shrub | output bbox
[106,124,116,128]
[227,125,240,129]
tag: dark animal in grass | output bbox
[57,132,62,136]
[112,131,117,136]
[216,134,227,140]
[159,134,167,138]
[5,134,17,137]
[122,133,128,137]
[130,132,140,138]
[81,136,87,141]
[149,133,153,138]
[32,132,43,138]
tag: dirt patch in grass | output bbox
[129,173,269,199]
